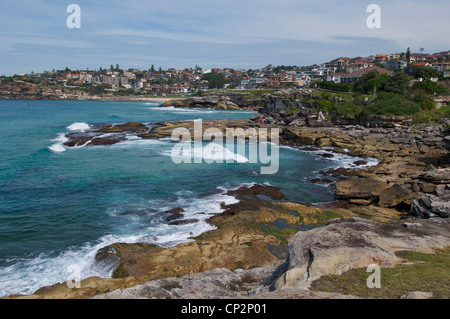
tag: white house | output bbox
[326,73,346,84]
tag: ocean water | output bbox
[0,99,377,297]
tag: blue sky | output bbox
[0,0,449,75]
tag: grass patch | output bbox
[309,210,341,224]
[412,105,450,124]
[310,247,450,299]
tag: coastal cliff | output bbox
[5,114,449,299]
[0,81,176,101]
[159,90,269,110]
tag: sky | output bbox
[0,0,449,75]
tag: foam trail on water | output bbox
[48,133,68,153]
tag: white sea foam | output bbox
[0,234,132,297]
[165,142,249,163]
[48,133,69,153]
[67,122,90,132]
[0,182,250,297]
[48,143,66,153]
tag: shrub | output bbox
[412,80,448,95]
[414,93,436,111]
[367,91,419,116]
[383,72,412,95]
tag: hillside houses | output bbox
[5,48,449,93]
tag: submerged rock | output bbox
[162,208,185,221]
[168,219,199,226]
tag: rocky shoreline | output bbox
[4,92,449,299]
[158,90,279,111]
[0,80,178,101]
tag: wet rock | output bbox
[64,133,94,147]
[88,133,127,146]
[168,219,199,226]
[97,122,148,134]
[64,122,148,147]
[319,167,349,178]
[163,208,185,221]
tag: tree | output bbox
[201,73,227,89]
[116,64,120,71]
[414,67,440,80]
[353,70,388,94]
[406,47,411,67]
[367,73,389,94]
[151,65,155,73]
[383,72,411,95]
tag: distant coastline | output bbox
[0,80,182,102]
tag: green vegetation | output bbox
[366,92,419,116]
[201,73,228,89]
[353,70,389,94]
[412,104,450,124]
[310,69,449,123]
[412,80,448,95]
[310,247,450,299]
[414,67,440,80]
[288,107,301,114]
[316,81,351,92]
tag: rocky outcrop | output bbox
[267,217,450,291]
[335,178,388,201]
[160,91,266,110]
[0,80,90,100]
[92,263,280,299]
[400,291,434,299]
[91,262,360,299]
[378,184,415,208]
[408,184,450,219]
[91,217,450,299]
[64,122,149,147]
[420,168,450,184]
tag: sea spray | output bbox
[67,122,90,132]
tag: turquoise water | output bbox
[0,99,374,297]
